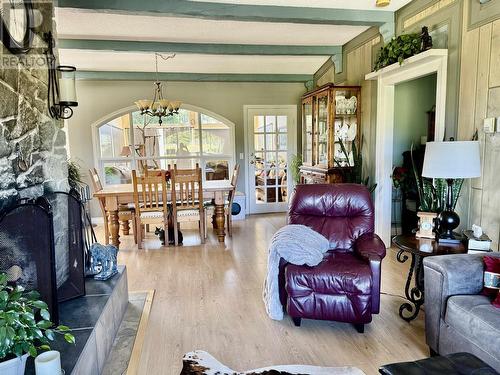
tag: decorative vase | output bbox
[0,354,29,375]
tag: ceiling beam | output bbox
[75,71,314,83]
[57,0,393,26]
[59,39,342,56]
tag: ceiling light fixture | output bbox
[376,0,390,7]
[135,52,181,125]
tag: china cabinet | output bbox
[299,83,361,184]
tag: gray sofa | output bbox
[423,253,500,371]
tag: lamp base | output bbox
[437,209,461,244]
[437,234,462,244]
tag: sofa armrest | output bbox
[354,233,387,314]
[423,253,500,352]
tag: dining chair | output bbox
[89,168,109,244]
[132,169,169,249]
[89,168,137,244]
[170,164,205,245]
[205,164,240,237]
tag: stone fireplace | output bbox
[0,1,68,212]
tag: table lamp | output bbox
[422,140,481,243]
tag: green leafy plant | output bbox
[410,144,463,212]
[374,33,422,71]
[67,159,84,189]
[290,154,303,184]
[334,137,377,193]
[0,273,75,361]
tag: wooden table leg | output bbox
[108,210,120,248]
[214,191,225,243]
[119,204,130,235]
[105,197,121,249]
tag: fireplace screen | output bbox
[45,190,86,303]
[0,198,59,322]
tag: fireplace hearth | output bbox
[0,189,86,323]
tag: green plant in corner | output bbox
[334,137,377,193]
[67,159,84,189]
[290,154,303,184]
[374,33,422,71]
[0,273,75,361]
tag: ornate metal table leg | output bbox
[396,250,425,322]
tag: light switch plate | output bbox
[239,153,244,159]
[483,117,495,133]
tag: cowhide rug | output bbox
[180,351,366,375]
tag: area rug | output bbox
[102,290,155,375]
[181,351,366,375]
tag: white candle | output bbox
[35,350,62,375]
[58,77,77,103]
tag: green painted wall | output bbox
[393,74,437,166]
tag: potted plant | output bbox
[0,273,75,375]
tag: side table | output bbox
[392,234,466,322]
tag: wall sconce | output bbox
[44,32,78,120]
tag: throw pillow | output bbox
[483,256,500,308]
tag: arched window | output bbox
[94,108,235,185]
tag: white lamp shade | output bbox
[422,141,481,179]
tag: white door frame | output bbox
[365,49,448,245]
[244,105,297,214]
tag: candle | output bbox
[58,77,77,104]
[35,350,62,375]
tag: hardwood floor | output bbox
[108,213,428,375]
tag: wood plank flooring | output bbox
[107,213,428,375]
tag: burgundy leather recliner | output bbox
[278,184,386,333]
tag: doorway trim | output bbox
[366,49,448,245]
[243,104,297,214]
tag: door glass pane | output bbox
[278,134,287,150]
[255,134,265,151]
[265,116,276,133]
[254,115,265,132]
[303,102,313,164]
[277,116,287,132]
[279,186,288,203]
[265,134,276,151]
[316,95,328,166]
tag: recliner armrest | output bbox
[353,233,386,314]
[353,233,387,260]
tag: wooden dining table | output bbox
[93,180,234,248]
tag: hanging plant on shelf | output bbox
[374,26,432,71]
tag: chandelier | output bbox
[135,52,181,125]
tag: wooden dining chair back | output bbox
[132,169,169,248]
[170,164,205,245]
[89,168,109,244]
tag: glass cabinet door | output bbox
[302,99,313,165]
[333,88,359,168]
[315,93,329,167]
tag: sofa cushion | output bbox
[285,251,372,323]
[445,295,500,350]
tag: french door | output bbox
[245,105,297,214]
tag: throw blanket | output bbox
[263,224,330,320]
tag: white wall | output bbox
[67,80,306,216]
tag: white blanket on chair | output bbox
[263,224,330,320]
